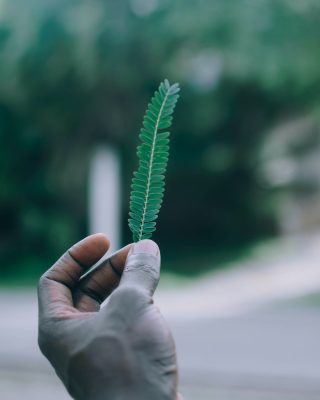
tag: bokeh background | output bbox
[1,1,320,399]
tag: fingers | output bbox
[99,240,160,330]
[118,240,161,296]
[38,233,110,318]
[73,244,132,312]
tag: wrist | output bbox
[82,383,176,400]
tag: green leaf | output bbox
[128,79,180,242]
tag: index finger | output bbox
[38,233,110,319]
[73,244,132,312]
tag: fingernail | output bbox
[132,239,159,256]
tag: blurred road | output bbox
[173,310,320,399]
[156,233,320,319]
[0,289,319,400]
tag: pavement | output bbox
[155,232,320,319]
[173,309,320,399]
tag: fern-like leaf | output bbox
[128,79,180,242]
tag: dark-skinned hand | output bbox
[38,234,180,400]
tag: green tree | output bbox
[1,0,320,277]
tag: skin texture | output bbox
[37,234,180,400]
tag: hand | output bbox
[37,234,179,400]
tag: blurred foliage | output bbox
[1,0,320,278]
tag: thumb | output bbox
[119,239,160,296]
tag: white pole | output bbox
[89,146,121,254]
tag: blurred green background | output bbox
[1,0,320,283]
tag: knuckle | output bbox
[109,285,150,312]
[38,319,61,356]
[37,274,47,290]
[37,274,53,295]
[38,332,50,356]
[38,328,53,356]
[125,254,159,277]
[114,285,147,302]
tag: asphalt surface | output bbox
[0,289,319,400]
[173,309,320,399]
